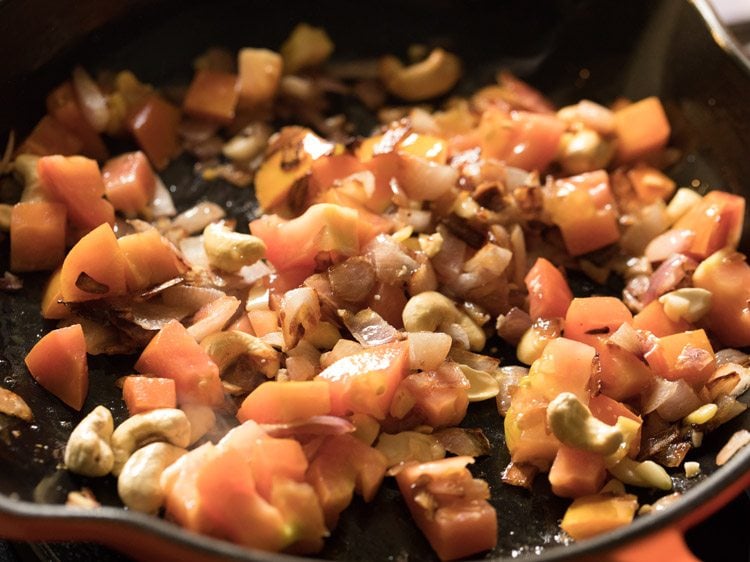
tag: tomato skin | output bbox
[134,319,224,406]
[395,456,497,561]
[525,257,573,320]
[315,342,409,419]
[693,248,750,347]
[564,297,633,346]
[250,203,360,275]
[24,324,88,410]
[644,329,716,387]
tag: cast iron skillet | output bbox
[0,0,749,560]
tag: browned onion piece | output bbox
[433,427,491,457]
[150,176,177,218]
[328,257,376,303]
[0,271,23,291]
[501,461,538,490]
[495,365,528,416]
[0,387,33,421]
[431,225,467,281]
[261,415,355,439]
[75,272,109,294]
[710,395,748,428]
[715,349,750,367]
[280,286,321,350]
[496,307,532,345]
[173,202,226,235]
[652,441,691,468]
[187,295,241,342]
[642,377,703,422]
[72,66,109,131]
[642,253,697,304]
[178,118,220,143]
[449,348,500,373]
[161,285,227,314]
[125,301,195,330]
[639,423,681,461]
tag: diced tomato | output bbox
[247,309,279,337]
[613,97,670,163]
[633,300,691,337]
[162,442,215,531]
[46,82,108,160]
[194,447,290,551]
[627,164,676,204]
[122,376,177,415]
[309,154,366,197]
[564,297,633,346]
[40,267,69,320]
[117,228,188,292]
[253,129,336,211]
[102,151,157,216]
[126,94,181,170]
[478,108,565,172]
[674,191,745,259]
[504,337,595,468]
[644,329,715,387]
[37,155,115,233]
[548,445,607,498]
[547,171,620,256]
[393,364,469,428]
[366,281,408,329]
[59,223,129,302]
[561,493,639,540]
[693,248,750,347]
[24,324,88,410]
[250,203,360,275]
[306,433,387,527]
[315,342,409,419]
[10,201,67,272]
[270,479,328,554]
[525,257,573,320]
[592,337,654,401]
[18,114,83,156]
[395,456,497,561]
[183,70,239,124]
[237,381,331,424]
[135,319,224,406]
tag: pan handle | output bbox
[601,527,699,562]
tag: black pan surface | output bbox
[0,1,749,560]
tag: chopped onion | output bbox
[161,284,226,313]
[279,287,321,350]
[261,415,355,439]
[0,387,32,421]
[607,322,644,357]
[365,234,419,285]
[501,461,537,490]
[642,378,703,422]
[505,166,531,191]
[237,261,272,286]
[644,229,695,263]
[124,301,194,331]
[642,253,697,304]
[407,331,452,371]
[340,308,399,347]
[173,202,226,235]
[397,153,458,201]
[496,307,532,346]
[186,295,241,342]
[495,365,528,416]
[431,225,467,281]
[620,202,668,256]
[328,257,376,303]
[72,66,109,131]
[710,395,748,428]
[433,427,491,457]
[376,431,445,470]
[150,176,177,218]
[716,429,750,466]
[179,236,209,269]
[715,349,750,367]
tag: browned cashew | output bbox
[379,48,462,101]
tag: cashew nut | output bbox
[64,406,115,477]
[181,403,217,445]
[557,128,614,175]
[0,204,11,231]
[378,48,462,101]
[110,408,191,476]
[201,330,280,378]
[547,392,623,456]
[608,457,673,491]
[458,364,500,402]
[402,291,486,351]
[203,221,266,273]
[222,123,271,163]
[117,442,187,513]
[658,288,712,323]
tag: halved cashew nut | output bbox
[117,442,187,513]
[378,48,462,101]
[458,364,500,402]
[203,221,266,273]
[608,457,673,491]
[110,408,191,476]
[201,330,280,378]
[64,406,115,477]
[658,288,712,323]
[402,291,486,351]
[547,392,623,456]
